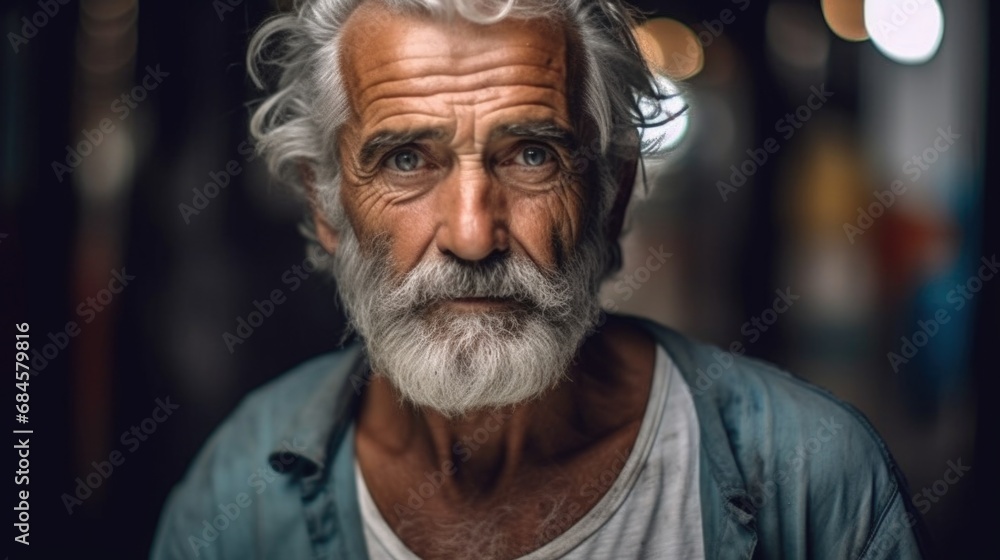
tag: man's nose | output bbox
[434,167,509,261]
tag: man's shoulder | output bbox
[640,317,927,558]
[151,345,363,559]
[642,316,891,463]
[687,329,897,484]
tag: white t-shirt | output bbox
[356,344,705,559]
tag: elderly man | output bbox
[152,0,929,558]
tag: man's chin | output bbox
[367,316,576,417]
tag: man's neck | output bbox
[355,314,656,503]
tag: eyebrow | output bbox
[357,127,448,168]
[488,120,577,149]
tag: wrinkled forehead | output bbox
[337,2,581,129]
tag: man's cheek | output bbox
[508,210,567,269]
[383,219,436,275]
[549,188,588,256]
[342,186,392,236]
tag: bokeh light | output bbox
[864,0,944,64]
[821,0,868,41]
[634,18,704,81]
[638,73,690,156]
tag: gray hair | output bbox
[247,0,663,274]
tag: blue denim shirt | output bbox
[151,317,931,559]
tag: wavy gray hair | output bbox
[247,0,663,275]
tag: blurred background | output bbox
[1,0,995,557]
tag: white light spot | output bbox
[638,74,690,156]
[864,0,944,64]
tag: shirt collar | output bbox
[267,340,368,494]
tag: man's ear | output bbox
[315,211,340,255]
[606,153,638,244]
[300,162,340,254]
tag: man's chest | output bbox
[356,444,706,560]
[356,431,641,559]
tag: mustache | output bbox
[388,253,574,313]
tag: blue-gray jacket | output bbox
[151,318,931,559]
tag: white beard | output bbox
[330,222,608,418]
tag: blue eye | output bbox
[386,149,424,172]
[516,146,550,167]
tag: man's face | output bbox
[336,3,587,277]
[326,3,608,416]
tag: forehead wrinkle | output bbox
[339,10,571,110]
[352,48,566,87]
[353,63,568,115]
[348,65,572,152]
[361,92,570,132]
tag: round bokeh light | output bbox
[864,0,944,64]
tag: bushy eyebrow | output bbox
[358,128,447,168]
[488,120,577,149]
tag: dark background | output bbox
[2,0,996,557]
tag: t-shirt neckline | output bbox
[355,344,674,560]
